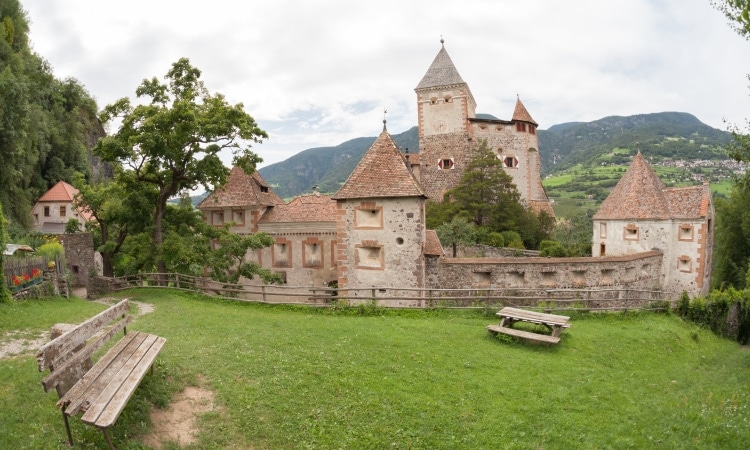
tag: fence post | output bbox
[262,285,267,303]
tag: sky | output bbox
[21,0,750,170]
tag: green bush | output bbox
[64,218,81,233]
[501,230,524,249]
[540,243,567,257]
[676,288,750,344]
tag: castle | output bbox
[415,39,554,216]
[196,41,713,300]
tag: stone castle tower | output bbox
[415,40,554,216]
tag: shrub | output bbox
[64,218,81,233]
[501,231,524,249]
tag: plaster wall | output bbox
[336,197,425,292]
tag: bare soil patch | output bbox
[142,385,216,449]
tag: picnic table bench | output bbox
[487,306,571,344]
[37,299,166,449]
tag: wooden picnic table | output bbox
[487,306,570,344]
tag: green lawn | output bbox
[2,289,749,449]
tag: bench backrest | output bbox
[37,300,131,393]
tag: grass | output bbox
[2,289,749,449]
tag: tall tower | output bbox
[415,39,476,200]
[415,40,554,217]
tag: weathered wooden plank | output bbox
[91,336,166,429]
[38,300,130,371]
[496,307,570,327]
[60,332,148,416]
[41,316,132,393]
[80,333,160,426]
[487,324,560,344]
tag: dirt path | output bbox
[142,385,217,449]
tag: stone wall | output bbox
[426,250,665,301]
[58,232,95,289]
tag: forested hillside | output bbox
[259,127,418,199]
[0,0,105,228]
[259,112,732,199]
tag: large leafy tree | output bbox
[710,0,750,289]
[96,58,268,275]
[72,171,156,277]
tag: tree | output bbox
[72,171,156,277]
[712,0,750,39]
[0,202,11,303]
[435,217,476,257]
[449,139,524,229]
[551,209,594,257]
[96,58,268,276]
[709,0,750,289]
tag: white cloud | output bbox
[21,0,750,169]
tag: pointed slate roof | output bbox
[258,192,337,223]
[594,152,684,220]
[415,42,466,90]
[198,166,284,209]
[332,125,427,200]
[512,96,538,125]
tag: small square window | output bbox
[679,224,693,241]
[44,206,50,217]
[503,156,518,168]
[59,206,66,217]
[624,224,639,241]
[678,256,692,273]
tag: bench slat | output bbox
[90,336,166,429]
[487,324,560,344]
[38,300,130,372]
[60,332,149,416]
[80,333,161,426]
[497,307,570,326]
[41,315,132,393]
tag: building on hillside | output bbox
[592,152,714,297]
[31,181,93,233]
[414,39,554,217]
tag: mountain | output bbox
[538,112,731,173]
[258,112,733,199]
[259,127,419,199]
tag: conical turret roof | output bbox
[332,125,426,200]
[593,152,671,220]
[512,96,538,125]
[415,42,466,90]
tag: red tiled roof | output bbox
[36,181,94,221]
[332,127,427,200]
[198,167,284,209]
[594,153,710,220]
[512,96,538,125]
[423,229,445,256]
[38,181,78,202]
[258,192,336,223]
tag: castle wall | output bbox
[58,232,95,289]
[593,218,713,297]
[252,224,338,287]
[336,197,425,293]
[426,251,664,294]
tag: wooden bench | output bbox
[487,306,571,344]
[37,299,166,449]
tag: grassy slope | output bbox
[2,290,749,449]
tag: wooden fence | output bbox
[107,273,668,312]
[3,256,51,291]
